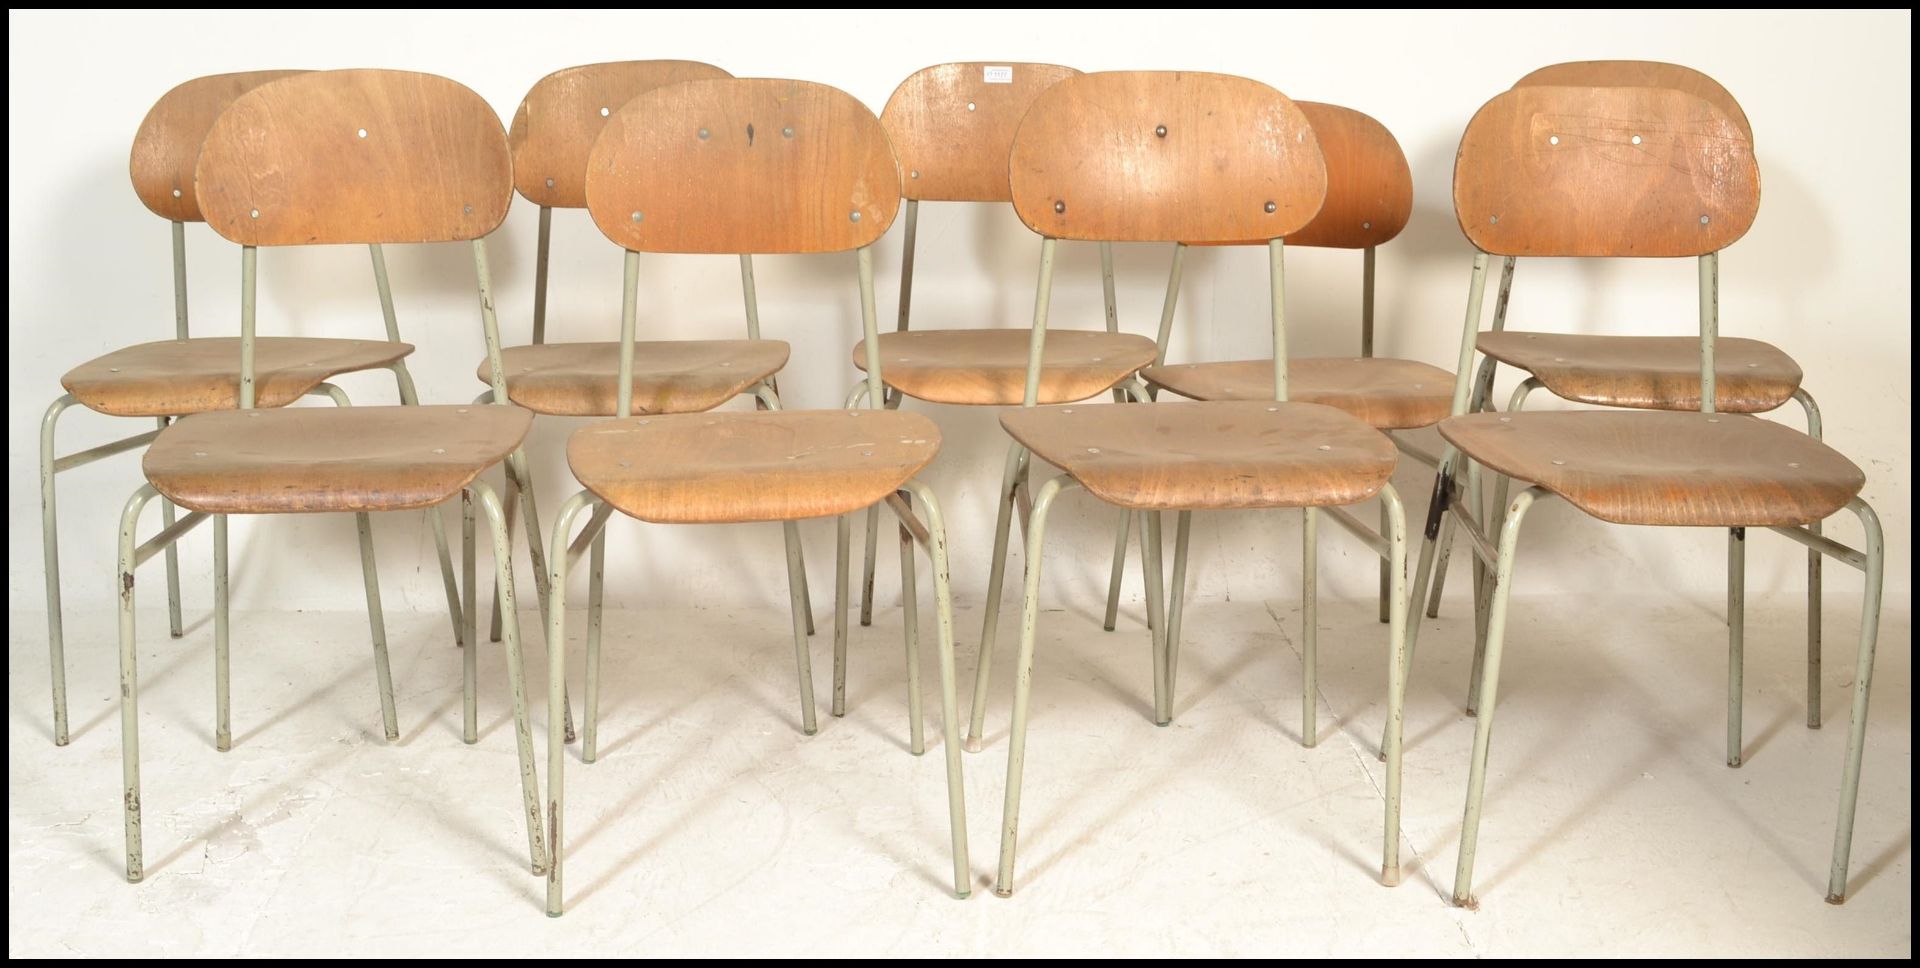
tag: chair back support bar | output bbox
[131,70,309,223]
[510,60,732,209]
[1009,71,1326,244]
[196,69,512,246]
[881,62,1081,202]
[1453,85,1758,258]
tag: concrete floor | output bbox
[7,592,1910,956]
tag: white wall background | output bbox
[7,10,1910,622]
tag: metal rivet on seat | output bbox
[631,211,643,223]
[1788,461,1801,468]
[457,408,468,413]
[250,209,260,219]
[1092,357,1103,362]
[546,178,555,188]
[1489,215,1498,225]
[698,128,710,140]
[194,451,207,457]
[172,188,182,198]
[618,461,631,468]
[1413,383,1424,389]
[1746,362,1759,368]
[1707,417,1720,423]
[1631,135,1642,145]
[1087,447,1101,454]
[1267,406,1278,412]
[1317,445,1332,451]
[432,448,445,455]
[1548,135,1559,146]
[863,451,874,457]
[1264,201,1277,213]
[966,102,976,111]
[785,454,797,460]
[910,170,920,179]
[636,420,649,425]
[109,367,120,372]
[248,412,260,417]
[357,128,368,139]
[782,126,794,138]
[1155,125,1167,138]
[1499,416,1511,422]
[1700,215,1712,225]
[1054,200,1066,214]
[1551,458,1566,465]
[1061,409,1072,414]
[600,106,610,117]
[464,205,474,215]
[1362,221,1371,230]
[850,211,862,222]
[1553,357,1566,362]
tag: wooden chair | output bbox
[39,71,464,748]
[1410,82,1885,907]
[538,77,970,916]
[479,61,819,674]
[970,70,1413,897]
[1424,61,1833,732]
[110,69,546,885]
[851,63,1155,667]
[1137,101,1443,723]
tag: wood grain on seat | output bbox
[1002,400,1396,511]
[145,405,531,514]
[1142,357,1454,429]
[1454,85,1758,258]
[1514,61,1750,139]
[880,62,1080,202]
[852,329,1157,406]
[196,69,511,246]
[130,70,308,223]
[568,410,940,524]
[1477,332,1802,413]
[480,340,788,416]
[62,337,411,417]
[1440,411,1863,527]
[509,60,731,209]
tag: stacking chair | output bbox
[110,69,546,884]
[1412,82,1884,907]
[479,61,817,668]
[850,62,1157,662]
[1138,101,1445,721]
[1426,62,1833,733]
[40,70,463,747]
[539,77,970,916]
[972,71,1413,897]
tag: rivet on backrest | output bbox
[782,126,794,139]
[172,188,182,198]
[1631,135,1642,145]
[1264,201,1277,213]
[546,178,555,189]
[698,128,710,140]
[1548,135,1559,145]
[1054,200,1065,214]
[599,106,610,117]
[1155,125,1167,138]
[631,211,643,223]
[1700,215,1712,225]
[850,211,862,223]
[966,101,976,111]
[910,170,921,179]
[358,128,368,139]
[250,209,260,219]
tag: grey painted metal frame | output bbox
[539,244,970,917]
[1412,250,1888,907]
[980,237,1413,897]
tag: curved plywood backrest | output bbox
[1454,85,1759,258]
[1008,71,1325,243]
[196,69,512,246]
[1516,60,1751,140]
[880,62,1080,201]
[1280,102,1412,248]
[509,60,732,208]
[586,78,899,254]
[129,70,309,222]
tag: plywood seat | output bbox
[479,339,789,416]
[1477,332,1802,413]
[144,405,532,514]
[568,409,940,525]
[1142,357,1455,430]
[1439,410,1863,527]
[62,337,411,417]
[852,329,1158,405]
[1001,399,1397,511]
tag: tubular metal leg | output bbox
[859,504,881,628]
[470,482,549,877]
[1379,485,1409,886]
[899,504,924,755]
[1464,462,1492,716]
[788,516,820,736]
[499,450,575,742]
[894,480,972,898]
[1452,488,1541,908]
[1728,527,1746,767]
[1377,502,1390,625]
[1827,498,1884,904]
[1102,507,1132,632]
[1797,388,1825,729]
[354,512,399,742]
[1165,510,1192,700]
[966,441,1029,752]
[993,475,1077,897]
[582,528,607,762]
[832,514,851,718]
[117,485,160,882]
[158,418,184,640]
[1302,508,1319,746]
[462,492,478,744]
[1402,462,1452,673]
[41,394,76,746]
[1142,511,1170,727]
[544,490,599,916]
[1425,497,1458,619]
[489,467,517,644]
[213,515,230,752]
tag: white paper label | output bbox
[983,66,1013,84]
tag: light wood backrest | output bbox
[1007,71,1326,243]
[1287,102,1412,249]
[130,70,308,222]
[1453,85,1759,258]
[196,69,512,246]
[1515,61,1751,140]
[509,60,732,209]
[585,78,899,254]
[880,62,1080,202]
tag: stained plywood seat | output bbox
[1477,332,1802,413]
[1001,399,1396,511]
[478,339,788,416]
[852,329,1157,405]
[569,409,939,524]
[62,337,411,417]
[1439,411,1863,527]
[144,405,532,514]
[1142,357,1454,429]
